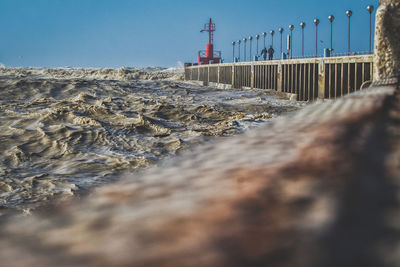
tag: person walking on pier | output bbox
[268,45,275,60]
[260,47,268,60]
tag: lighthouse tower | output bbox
[198,18,221,65]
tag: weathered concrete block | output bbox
[374,0,400,80]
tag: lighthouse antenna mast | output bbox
[200,18,215,45]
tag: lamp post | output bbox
[232,41,236,62]
[313,19,320,57]
[279,28,284,59]
[237,40,241,62]
[346,10,353,55]
[300,22,306,57]
[328,15,335,52]
[243,38,247,61]
[367,5,374,54]
[256,34,260,55]
[262,32,267,48]
[249,36,253,61]
[270,30,275,48]
[289,25,294,58]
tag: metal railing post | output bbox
[318,59,326,99]
[251,62,254,89]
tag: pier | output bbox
[185,54,374,101]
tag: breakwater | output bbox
[185,54,373,101]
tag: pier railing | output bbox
[185,55,374,101]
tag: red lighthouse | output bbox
[198,18,221,65]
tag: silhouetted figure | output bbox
[260,47,267,60]
[268,46,275,60]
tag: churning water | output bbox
[0,67,304,212]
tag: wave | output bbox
[0,66,183,81]
[0,67,304,212]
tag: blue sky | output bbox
[0,0,379,68]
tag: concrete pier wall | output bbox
[185,55,373,101]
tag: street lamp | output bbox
[314,19,320,57]
[249,36,253,61]
[256,34,260,55]
[232,41,236,62]
[243,38,247,61]
[262,32,267,48]
[346,10,353,55]
[237,40,241,61]
[367,5,374,54]
[289,25,294,58]
[328,15,335,52]
[300,22,306,57]
[270,30,275,48]
[279,28,284,59]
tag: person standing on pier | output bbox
[268,45,275,60]
[261,47,268,60]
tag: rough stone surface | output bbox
[374,0,400,80]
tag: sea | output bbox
[0,66,304,213]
